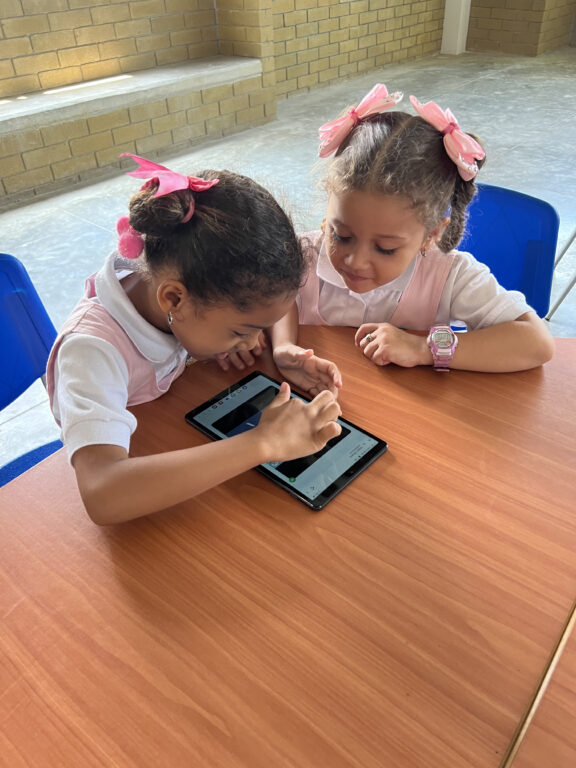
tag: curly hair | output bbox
[326,110,486,252]
[127,170,306,310]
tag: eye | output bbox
[232,330,250,338]
[376,245,397,255]
[330,229,351,243]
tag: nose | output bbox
[343,241,370,270]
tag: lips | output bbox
[341,269,372,284]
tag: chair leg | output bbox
[554,226,576,266]
[546,271,576,320]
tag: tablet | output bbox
[185,371,387,510]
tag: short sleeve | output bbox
[438,251,533,329]
[52,333,137,461]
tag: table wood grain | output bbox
[1,330,575,768]
[509,604,576,768]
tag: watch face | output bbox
[433,330,454,349]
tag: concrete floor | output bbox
[1,46,576,468]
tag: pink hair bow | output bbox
[409,96,485,181]
[120,152,219,197]
[318,84,403,158]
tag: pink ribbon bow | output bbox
[120,152,219,197]
[409,96,485,181]
[318,84,404,158]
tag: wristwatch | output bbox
[427,325,458,371]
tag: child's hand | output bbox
[355,323,430,367]
[273,343,342,397]
[215,331,267,372]
[256,382,341,462]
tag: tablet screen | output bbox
[185,371,387,510]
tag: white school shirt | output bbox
[50,253,188,460]
[308,233,532,329]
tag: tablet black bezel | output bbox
[184,370,388,510]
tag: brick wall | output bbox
[538,0,576,53]
[272,0,446,98]
[216,0,278,125]
[467,0,576,55]
[0,0,219,99]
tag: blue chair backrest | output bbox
[0,253,57,411]
[459,183,559,317]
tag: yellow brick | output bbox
[150,15,185,33]
[151,111,186,133]
[155,46,188,66]
[297,48,320,63]
[129,100,168,122]
[285,37,308,52]
[298,72,319,88]
[136,131,174,154]
[39,66,82,90]
[248,89,274,107]
[118,54,157,72]
[0,154,25,177]
[112,122,150,144]
[206,113,237,134]
[96,142,136,166]
[91,5,130,25]
[42,119,88,146]
[165,0,195,11]
[81,60,121,81]
[283,10,308,25]
[172,123,207,144]
[51,153,98,180]
[219,93,250,115]
[167,92,202,113]
[13,52,59,76]
[131,0,166,18]
[31,30,75,53]
[71,131,114,156]
[87,110,129,133]
[58,45,100,68]
[98,39,137,59]
[48,9,92,30]
[3,0,25,14]
[187,103,219,122]
[75,24,115,46]
[2,15,49,37]
[235,104,265,125]
[4,165,53,194]
[135,33,171,53]
[170,28,204,47]
[181,10,216,26]
[0,60,15,78]
[233,76,262,96]
[0,74,40,98]
[114,19,152,38]
[202,84,234,104]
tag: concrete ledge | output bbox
[0,56,262,136]
[0,56,273,211]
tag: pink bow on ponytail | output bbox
[409,96,485,181]
[116,153,220,259]
[318,84,404,158]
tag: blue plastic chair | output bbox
[459,183,559,318]
[0,253,62,486]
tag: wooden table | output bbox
[1,328,575,768]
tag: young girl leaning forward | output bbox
[268,85,554,383]
[48,155,341,525]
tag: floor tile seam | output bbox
[0,397,51,426]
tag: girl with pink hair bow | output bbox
[270,85,553,379]
[47,154,342,524]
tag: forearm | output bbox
[75,431,269,525]
[428,314,554,372]
[269,302,300,350]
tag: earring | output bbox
[420,247,427,257]
[168,311,173,327]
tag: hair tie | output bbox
[318,84,403,158]
[409,96,485,181]
[116,216,144,260]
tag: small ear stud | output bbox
[168,312,174,327]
